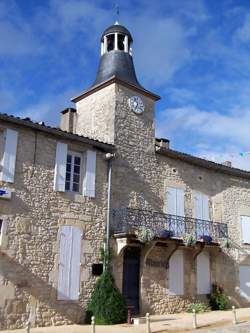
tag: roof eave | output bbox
[71,76,161,103]
[0,113,114,153]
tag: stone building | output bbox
[1,22,250,329]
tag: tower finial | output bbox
[114,4,119,25]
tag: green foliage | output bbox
[219,238,233,250]
[100,246,113,266]
[137,226,155,243]
[187,302,211,313]
[86,270,127,325]
[209,283,229,310]
[183,233,196,247]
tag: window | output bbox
[54,142,96,198]
[241,216,250,244]
[65,152,83,193]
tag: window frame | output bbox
[65,150,84,194]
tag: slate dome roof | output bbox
[101,24,133,42]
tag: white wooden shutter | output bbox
[197,252,210,294]
[239,265,250,300]
[241,216,250,244]
[167,187,176,215]
[195,192,210,238]
[53,142,67,192]
[69,227,82,300]
[83,150,96,198]
[58,226,71,300]
[195,191,203,219]
[176,189,185,217]
[58,226,82,300]
[203,195,210,220]
[169,250,184,295]
[1,129,18,183]
[167,187,185,236]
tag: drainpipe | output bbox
[104,153,115,271]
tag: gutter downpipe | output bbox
[104,153,114,271]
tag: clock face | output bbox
[128,96,145,114]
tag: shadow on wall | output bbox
[0,250,84,329]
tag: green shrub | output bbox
[86,270,127,324]
[187,302,211,313]
[209,284,229,310]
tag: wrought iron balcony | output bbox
[111,208,228,243]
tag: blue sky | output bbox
[1,0,250,170]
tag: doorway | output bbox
[122,247,141,315]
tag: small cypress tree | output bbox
[86,270,127,324]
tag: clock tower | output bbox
[72,22,160,207]
[72,22,160,145]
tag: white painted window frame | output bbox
[65,151,85,194]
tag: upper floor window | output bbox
[54,142,96,198]
[65,152,83,193]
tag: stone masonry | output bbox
[1,21,250,330]
[0,122,110,329]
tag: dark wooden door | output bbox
[122,247,140,315]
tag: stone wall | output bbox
[1,80,250,328]
[0,122,108,329]
[109,83,250,314]
[75,84,116,144]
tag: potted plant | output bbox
[183,233,196,247]
[159,229,173,239]
[137,226,155,243]
[201,235,213,243]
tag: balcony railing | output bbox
[111,208,228,243]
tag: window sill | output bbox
[62,191,85,203]
[56,299,81,304]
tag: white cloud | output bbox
[234,13,250,43]
[17,88,76,126]
[132,17,191,86]
[157,105,250,148]
[156,104,250,171]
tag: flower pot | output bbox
[201,235,212,243]
[159,230,172,239]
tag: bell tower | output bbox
[72,22,160,145]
